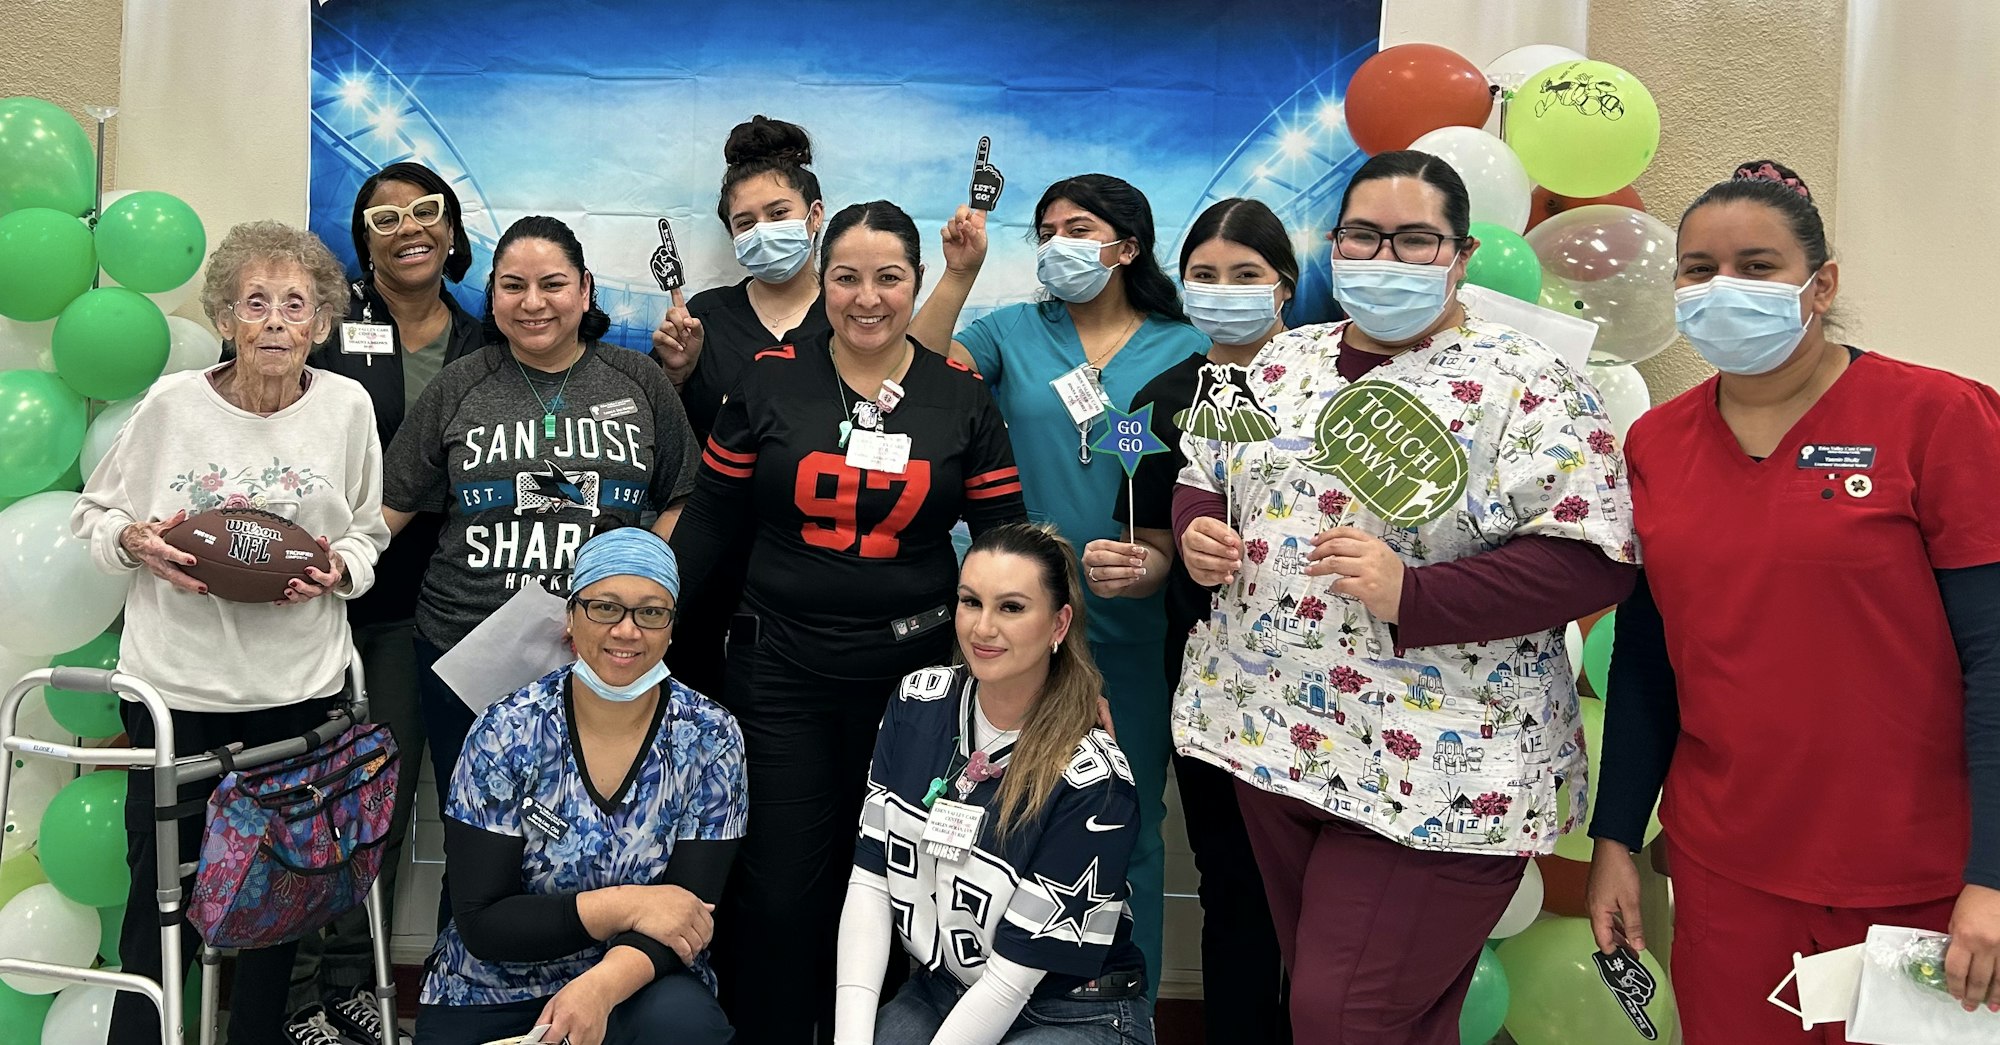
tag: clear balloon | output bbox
[0,316,56,373]
[0,883,99,993]
[1527,184,1645,233]
[1498,917,1677,1045]
[1408,127,1532,233]
[0,208,96,323]
[0,370,87,499]
[0,493,132,657]
[40,981,113,1045]
[0,98,95,218]
[1484,44,1586,94]
[1529,206,1678,366]
[52,288,170,401]
[162,316,221,376]
[1505,60,1661,198]
[1489,859,1544,939]
[1591,364,1651,447]
[78,398,140,484]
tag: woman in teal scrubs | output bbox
[909,174,1208,992]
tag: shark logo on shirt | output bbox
[514,459,600,516]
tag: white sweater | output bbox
[70,365,389,713]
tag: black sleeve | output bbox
[641,356,700,509]
[442,816,596,963]
[604,838,743,980]
[1588,570,1679,852]
[1939,562,2000,889]
[669,383,759,607]
[959,382,1026,537]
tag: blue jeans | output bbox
[413,970,732,1045]
[874,970,1153,1045]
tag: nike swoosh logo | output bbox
[1084,816,1126,833]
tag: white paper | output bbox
[1767,943,1864,1028]
[1458,284,1599,370]
[431,582,571,714]
[1849,925,2000,1045]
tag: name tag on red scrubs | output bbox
[1795,444,1876,470]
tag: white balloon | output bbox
[0,494,130,657]
[162,316,221,377]
[2,761,64,859]
[0,316,58,372]
[1484,43,1587,92]
[80,399,141,484]
[1488,858,1545,939]
[1591,363,1652,445]
[99,271,197,317]
[0,883,101,993]
[1565,621,1586,681]
[43,981,116,1045]
[1407,127,1532,234]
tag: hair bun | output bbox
[724,115,814,169]
[1731,159,1812,201]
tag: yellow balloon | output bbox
[1505,60,1660,198]
[0,851,47,909]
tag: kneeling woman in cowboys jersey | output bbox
[835,522,1152,1045]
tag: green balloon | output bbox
[52,287,170,401]
[96,192,206,293]
[36,769,128,908]
[45,632,124,738]
[1461,944,1509,1044]
[0,979,54,1045]
[1504,61,1661,198]
[1498,917,1676,1045]
[1583,609,1615,699]
[0,452,82,514]
[1465,222,1544,303]
[0,369,87,497]
[0,98,94,218]
[98,901,124,964]
[0,207,96,322]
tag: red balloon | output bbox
[1526,185,1646,231]
[1537,854,1592,917]
[1343,44,1494,156]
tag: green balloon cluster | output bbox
[0,97,94,218]
[96,191,206,293]
[36,769,128,908]
[0,370,87,498]
[0,208,96,322]
[1464,222,1543,304]
[46,632,125,739]
[53,287,170,400]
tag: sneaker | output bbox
[282,1005,359,1045]
[325,987,410,1045]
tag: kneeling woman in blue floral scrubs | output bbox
[415,526,746,1045]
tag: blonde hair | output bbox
[965,523,1108,839]
[201,220,348,329]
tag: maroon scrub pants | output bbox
[1236,780,1526,1044]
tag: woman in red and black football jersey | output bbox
[1588,161,2000,1039]
[670,199,1025,1044]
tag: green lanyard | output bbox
[515,353,578,439]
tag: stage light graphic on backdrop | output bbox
[309,0,1380,350]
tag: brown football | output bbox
[162,508,332,603]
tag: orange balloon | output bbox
[1537,854,1593,917]
[1344,44,1494,156]
[1526,185,1646,231]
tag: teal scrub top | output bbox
[958,300,1210,647]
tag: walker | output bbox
[0,647,398,1045]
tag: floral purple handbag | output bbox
[188,724,398,949]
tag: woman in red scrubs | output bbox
[1587,161,2000,1040]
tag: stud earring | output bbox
[1051,641,1060,655]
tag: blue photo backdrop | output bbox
[310,0,1382,349]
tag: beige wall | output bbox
[1588,0,1849,402]
[0,0,122,182]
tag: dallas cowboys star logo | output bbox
[1029,857,1117,944]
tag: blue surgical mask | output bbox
[1673,271,1818,376]
[1184,282,1282,346]
[1329,257,1454,343]
[571,656,670,703]
[1037,235,1121,303]
[733,219,813,284]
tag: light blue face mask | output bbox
[1329,257,1454,343]
[1673,271,1818,376]
[1037,235,1122,303]
[572,656,671,703]
[1184,282,1282,346]
[733,218,813,284]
